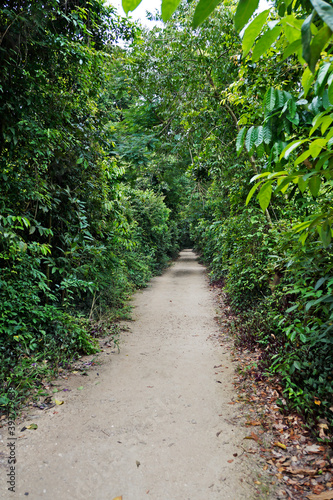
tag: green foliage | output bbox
[234,0,259,32]
[162,0,182,22]
[2,0,333,435]
[0,0,181,412]
[192,0,223,28]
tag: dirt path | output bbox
[2,250,259,499]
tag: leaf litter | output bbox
[212,283,333,500]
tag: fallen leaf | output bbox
[274,442,287,450]
[305,444,322,454]
[286,467,317,476]
[55,400,64,405]
[315,399,321,405]
[244,432,259,442]
[52,388,58,393]
[112,497,123,500]
[306,491,333,499]
[227,459,234,463]
[26,424,38,430]
[318,423,329,439]
[254,480,261,485]
[77,386,83,390]
[250,431,259,442]
[245,420,261,426]
[136,460,140,468]
[319,428,328,439]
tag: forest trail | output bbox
[5,250,258,500]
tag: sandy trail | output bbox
[1,250,256,499]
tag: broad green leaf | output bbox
[310,0,333,31]
[326,127,333,140]
[276,89,287,108]
[309,25,332,73]
[287,98,297,118]
[309,175,321,196]
[315,62,332,96]
[293,220,313,232]
[298,176,308,193]
[295,149,312,165]
[245,180,263,205]
[255,125,264,146]
[268,170,289,179]
[252,25,282,61]
[315,276,327,290]
[311,109,328,126]
[328,78,333,104]
[317,61,331,87]
[263,124,272,143]
[245,126,256,152]
[236,127,247,155]
[299,230,309,245]
[122,0,142,14]
[282,15,304,42]
[283,38,302,60]
[301,10,316,64]
[242,9,270,58]
[280,139,308,160]
[309,138,327,157]
[321,115,333,134]
[314,151,330,170]
[265,88,276,113]
[309,110,329,135]
[303,171,318,181]
[257,181,272,212]
[322,89,331,109]
[192,0,222,28]
[286,304,299,313]
[319,220,332,247]
[234,0,259,32]
[256,143,266,158]
[302,67,315,97]
[162,0,182,22]
[271,142,283,163]
[250,172,271,182]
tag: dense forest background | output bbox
[1,0,333,436]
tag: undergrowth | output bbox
[192,204,333,439]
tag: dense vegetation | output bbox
[0,0,187,410]
[1,0,333,437]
